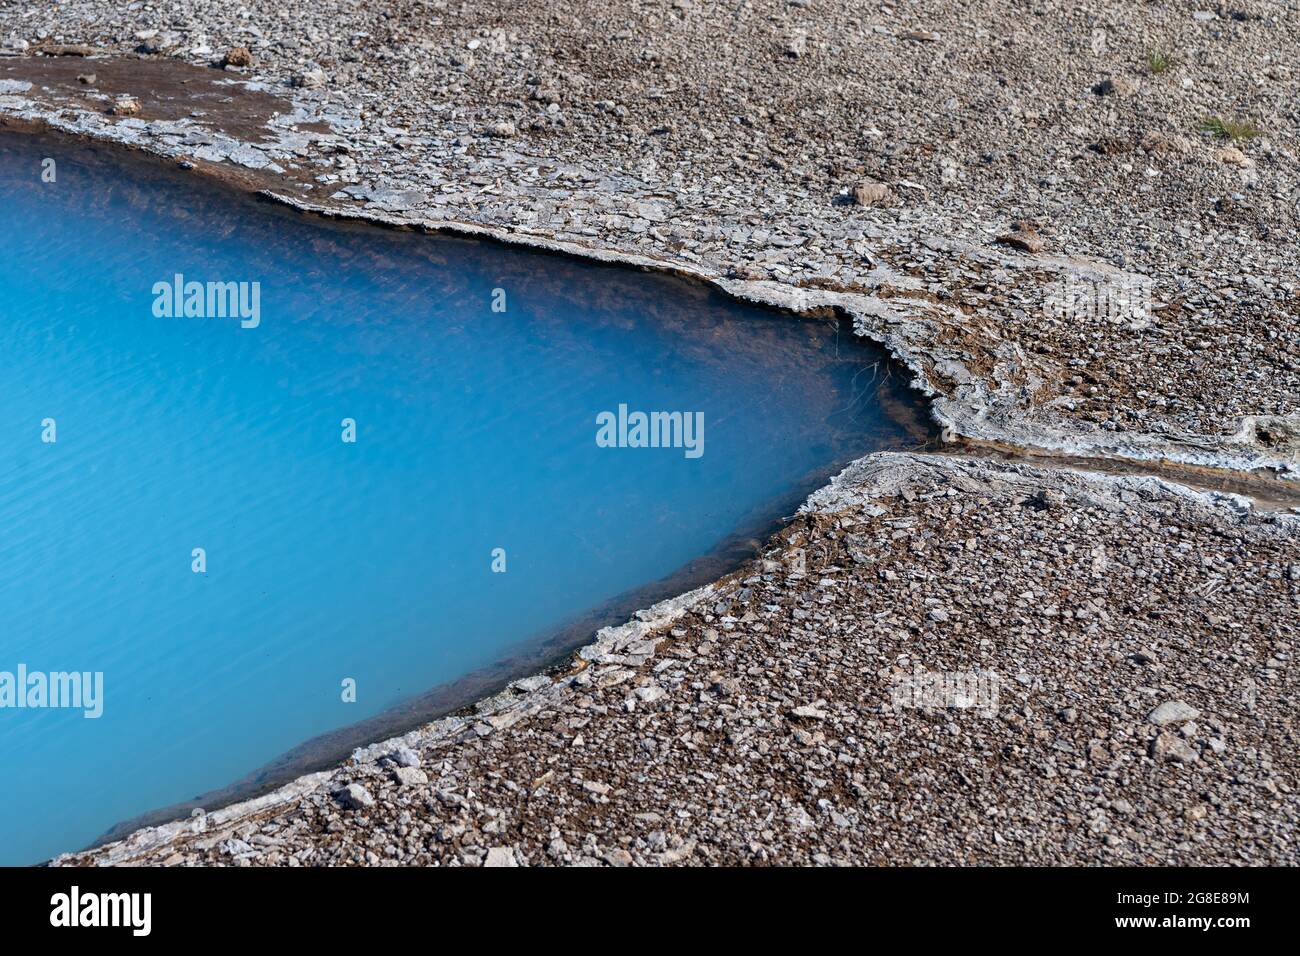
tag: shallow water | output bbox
[0,131,922,864]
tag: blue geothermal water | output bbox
[0,132,922,864]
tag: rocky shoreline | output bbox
[56,453,1299,866]
[1,1,1296,864]
[3,1,1298,477]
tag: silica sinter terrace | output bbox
[0,131,924,865]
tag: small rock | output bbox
[787,805,816,828]
[292,68,327,89]
[658,839,697,864]
[1151,732,1198,764]
[484,846,518,867]
[792,703,828,720]
[42,44,97,57]
[391,747,421,768]
[333,783,374,809]
[850,181,892,206]
[219,838,256,856]
[392,766,428,787]
[1213,146,1252,167]
[1095,76,1140,98]
[997,221,1044,254]
[1140,130,1186,155]
[511,674,551,693]
[488,121,516,138]
[76,73,96,85]
[110,96,141,116]
[901,30,939,42]
[634,683,666,703]
[1148,700,1199,725]
[222,47,253,68]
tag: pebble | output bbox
[392,767,428,787]
[484,847,518,867]
[850,181,892,207]
[333,784,375,810]
[109,95,140,116]
[1147,700,1200,725]
[1151,732,1199,764]
[222,47,253,68]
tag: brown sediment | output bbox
[0,56,333,195]
[1,55,284,139]
[938,437,1300,511]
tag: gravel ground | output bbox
[58,453,1299,866]
[3,1,1298,865]
[2,0,1299,472]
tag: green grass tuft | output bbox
[1197,116,1261,141]
[1146,48,1179,75]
